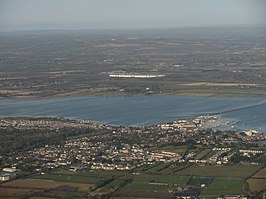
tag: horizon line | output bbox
[0,24,265,33]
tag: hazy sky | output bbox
[0,0,265,31]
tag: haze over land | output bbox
[0,27,266,98]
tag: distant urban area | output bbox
[0,27,266,98]
[0,116,265,198]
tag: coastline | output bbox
[1,90,266,100]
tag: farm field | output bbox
[0,166,260,198]
[201,178,245,196]
[104,179,125,189]
[176,164,262,177]
[52,169,127,178]
[88,170,128,177]
[124,181,171,191]
[0,178,93,198]
[0,187,33,198]
[133,174,188,185]
[247,179,266,192]
[0,170,134,198]
[132,163,161,173]
[43,190,87,198]
[0,163,263,198]
[2,179,94,192]
[143,163,170,173]
[187,176,214,187]
[195,149,211,159]
[158,165,175,174]
[122,174,189,191]
[32,173,103,184]
[252,167,266,178]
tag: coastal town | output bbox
[0,116,265,198]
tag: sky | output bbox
[0,0,265,31]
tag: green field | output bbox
[195,149,211,159]
[27,165,263,196]
[124,182,171,191]
[104,179,125,189]
[44,190,87,198]
[187,176,214,187]
[32,173,103,184]
[133,163,160,172]
[90,170,128,177]
[201,178,245,196]
[144,163,170,173]
[134,174,188,185]
[176,165,262,178]
[53,169,127,178]
[34,169,129,185]
[52,169,78,175]
[159,164,176,174]
[123,174,189,191]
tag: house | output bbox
[69,166,83,172]
[0,173,10,181]
[0,172,16,181]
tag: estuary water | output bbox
[0,96,266,132]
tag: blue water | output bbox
[0,96,265,132]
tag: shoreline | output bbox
[0,114,258,134]
[1,91,266,100]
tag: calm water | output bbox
[0,96,266,132]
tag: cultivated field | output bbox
[1,164,260,198]
[0,187,33,198]
[201,178,245,196]
[2,179,94,192]
[187,176,214,187]
[176,164,262,178]
[247,179,266,192]
[32,173,101,185]
[124,182,171,191]
[252,167,266,178]
[134,174,189,185]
